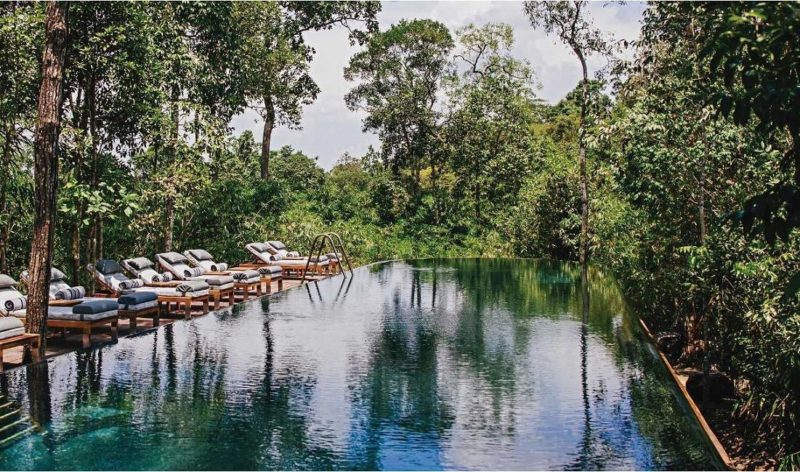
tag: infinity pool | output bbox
[0,259,717,469]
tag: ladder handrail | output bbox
[302,232,353,283]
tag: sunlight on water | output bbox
[0,259,717,470]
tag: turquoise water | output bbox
[0,259,717,470]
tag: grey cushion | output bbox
[118,291,158,305]
[267,241,286,251]
[73,299,119,315]
[48,308,116,322]
[95,259,124,276]
[0,274,17,289]
[159,252,187,265]
[0,326,25,340]
[119,300,158,311]
[188,249,213,261]
[126,257,154,271]
[249,242,270,253]
[0,316,24,332]
[201,275,234,286]
[51,267,67,281]
[176,281,209,293]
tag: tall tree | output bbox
[25,0,69,358]
[234,2,379,180]
[345,19,453,211]
[523,1,612,271]
[447,23,537,227]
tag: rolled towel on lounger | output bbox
[235,269,261,281]
[4,297,26,312]
[269,254,283,262]
[160,272,173,282]
[213,262,228,272]
[183,267,205,278]
[119,279,145,290]
[175,281,209,293]
[287,251,300,258]
[257,266,283,276]
[54,286,86,300]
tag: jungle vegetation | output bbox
[1,1,799,468]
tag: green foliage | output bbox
[3,2,800,465]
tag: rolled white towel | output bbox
[184,267,205,278]
[119,279,144,290]
[4,297,26,312]
[54,286,86,300]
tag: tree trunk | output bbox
[164,196,175,252]
[25,0,69,360]
[260,95,275,180]
[576,48,590,271]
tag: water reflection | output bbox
[0,259,716,470]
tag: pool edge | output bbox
[638,318,734,471]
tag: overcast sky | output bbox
[229,1,647,170]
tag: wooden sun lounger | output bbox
[90,266,209,320]
[229,265,285,292]
[147,279,228,311]
[0,334,40,373]
[205,271,263,301]
[12,298,118,349]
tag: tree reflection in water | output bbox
[0,259,717,470]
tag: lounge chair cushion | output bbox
[0,316,24,332]
[159,252,187,265]
[267,241,286,252]
[48,306,116,322]
[49,267,67,281]
[195,275,234,287]
[95,259,125,276]
[188,249,214,261]
[176,281,209,293]
[54,286,86,300]
[249,242,270,254]
[0,274,17,289]
[118,291,158,306]
[73,299,118,315]
[118,291,158,311]
[0,317,25,340]
[233,270,261,281]
[126,257,155,271]
[257,266,283,277]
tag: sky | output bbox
[229,1,647,170]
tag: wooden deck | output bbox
[1,277,312,372]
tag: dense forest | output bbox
[1,1,799,468]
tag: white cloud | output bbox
[229,1,646,170]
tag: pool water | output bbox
[0,259,718,470]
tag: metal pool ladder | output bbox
[303,232,353,283]
[0,394,41,449]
